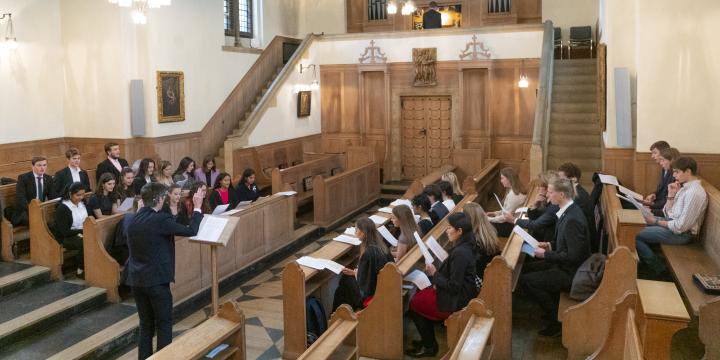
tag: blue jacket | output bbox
[124,206,202,287]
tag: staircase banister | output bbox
[530,20,555,175]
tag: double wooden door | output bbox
[401,96,452,179]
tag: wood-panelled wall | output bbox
[320,59,539,182]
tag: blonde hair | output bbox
[463,202,500,255]
[392,205,420,246]
[441,172,464,196]
[537,170,558,188]
[500,167,527,196]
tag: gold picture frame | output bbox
[156,71,185,123]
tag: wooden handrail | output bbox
[530,20,555,176]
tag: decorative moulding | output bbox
[459,35,492,60]
[359,40,388,64]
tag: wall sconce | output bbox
[518,59,529,88]
[1,12,17,50]
[299,64,320,91]
[387,1,416,15]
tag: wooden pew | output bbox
[0,184,29,262]
[588,291,644,360]
[271,154,346,203]
[148,301,246,360]
[444,299,495,360]
[313,161,380,228]
[600,184,645,252]
[659,179,720,360]
[297,304,359,360]
[83,213,125,303]
[345,145,375,171]
[402,164,456,200]
[28,198,64,279]
[558,246,637,359]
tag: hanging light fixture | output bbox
[518,59,529,88]
[387,1,398,15]
[108,0,171,24]
[1,12,16,50]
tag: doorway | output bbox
[400,96,452,179]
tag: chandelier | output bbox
[108,0,171,24]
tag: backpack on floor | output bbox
[305,296,327,346]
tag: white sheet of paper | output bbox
[404,270,431,290]
[515,207,529,214]
[212,204,229,215]
[512,225,539,248]
[319,259,345,274]
[618,185,644,201]
[494,193,507,213]
[378,207,393,214]
[442,199,456,212]
[377,225,399,247]
[296,256,327,270]
[369,214,388,225]
[190,216,228,243]
[617,194,652,217]
[118,197,134,212]
[413,232,435,264]
[277,191,298,196]
[426,235,448,262]
[414,214,421,223]
[344,227,356,236]
[390,198,412,208]
[222,209,243,216]
[599,174,619,186]
[333,234,361,246]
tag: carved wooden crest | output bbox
[413,48,437,87]
[459,35,492,60]
[359,40,387,64]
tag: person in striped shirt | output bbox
[636,156,708,278]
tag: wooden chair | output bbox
[587,291,643,360]
[297,304,359,360]
[444,299,495,360]
[28,198,64,279]
[148,301,246,360]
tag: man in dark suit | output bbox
[424,184,449,223]
[423,1,442,29]
[125,183,205,359]
[96,142,129,183]
[52,147,91,197]
[503,178,560,243]
[12,156,54,226]
[518,177,590,337]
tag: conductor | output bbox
[125,183,205,359]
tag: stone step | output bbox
[0,263,51,297]
[552,90,596,103]
[555,59,596,67]
[552,103,598,114]
[553,74,597,85]
[551,112,599,124]
[553,64,596,76]
[0,287,107,348]
[553,84,596,94]
[550,122,602,135]
[549,133,602,146]
[548,145,602,159]
[0,281,86,324]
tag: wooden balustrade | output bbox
[313,162,380,228]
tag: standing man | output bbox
[125,183,205,359]
[12,156,54,226]
[423,1,442,29]
[53,147,92,196]
[96,142,129,183]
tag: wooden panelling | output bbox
[313,162,380,227]
[602,147,635,188]
[321,65,360,134]
[363,72,387,133]
[516,0,542,23]
[633,152,720,196]
[491,137,532,184]
[451,149,485,184]
[461,68,489,135]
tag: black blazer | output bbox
[124,207,202,287]
[236,182,260,203]
[516,202,560,243]
[432,234,479,313]
[53,167,91,196]
[53,202,88,243]
[429,202,450,224]
[208,187,240,212]
[16,172,54,211]
[357,245,394,300]
[131,176,155,195]
[96,158,129,182]
[422,9,442,29]
[544,203,591,274]
[651,169,674,212]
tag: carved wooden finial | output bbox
[459,35,492,60]
[359,40,388,64]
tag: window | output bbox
[224,0,254,38]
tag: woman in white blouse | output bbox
[53,182,89,277]
[487,167,527,237]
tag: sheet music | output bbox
[617,194,652,217]
[515,207,529,214]
[211,204,229,215]
[521,243,536,257]
[413,232,434,265]
[118,197,134,212]
[598,174,619,186]
[618,185,644,201]
[296,256,327,271]
[404,269,431,290]
[333,234,362,246]
[390,198,412,208]
[378,207,393,214]
[512,225,539,248]
[319,259,345,274]
[426,236,448,262]
[377,225,399,247]
[369,215,388,225]
[276,191,298,196]
[190,216,228,243]
[344,227,356,236]
[494,193,507,213]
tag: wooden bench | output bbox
[600,184,645,252]
[297,304,359,360]
[83,213,126,303]
[402,164,456,200]
[271,154,346,203]
[28,198,65,280]
[588,291,644,360]
[444,299,495,360]
[0,184,28,262]
[313,161,380,228]
[660,179,720,359]
[634,279,690,360]
[148,301,246,360]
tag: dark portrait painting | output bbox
[157,71,185,123]
[297,91,311,117]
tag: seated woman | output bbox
[132,158,156,194]
[464,202,502,278]
[184,182,211,216]
[194,155,219,189]
[52,182,89,278]
[501,171,559,243]
[441,172,464,204]
[172,157,197,190]
[155,160,174,187]
[391,204,420,259]
[437,180,457,211]
[88,173,118,218]
[333,218,394,310]
[236,168,260,203]
[116,167,136,200]
[412,194,434,236]
[406,213,479,357]
[208,172,239,212]
[488,167,527,237]
[162,184,188,225]
[646,147,680,216]
[423,184,449,224]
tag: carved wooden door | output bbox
[401,96,451,179]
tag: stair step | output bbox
[0,287,107,348]
[553,84,596,93]
[0,281,86,324]
[548,145,602,159]
[555,59,596,67]
[0,264,51,297]
[550,122,601,135]
[553,103,598,113]
[0,303,137,360]
[553,90,596,103]
[549,133,601,146]
[551,112,598,124]
[553,64,596,76]
[553,74,597,85]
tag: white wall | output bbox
[542,0,598,41]
[298,0,347,36]
[0,0,65,143]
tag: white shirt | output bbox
[490,190,527,223]
[664,179,708,235]
[109,156,122,172]
[69,166,82,183]
[442,198,456,212]
[556,200,575,219]
[63,200,88,230]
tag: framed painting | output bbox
[297,91,311,117]
[157,71,185,123]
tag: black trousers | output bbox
[518,264,573,323]
[60,235,84,268]
[132,284,173,360]
[409,309,439,349]
[493,222,514,237]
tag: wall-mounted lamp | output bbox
[518,59,529,88]
[387,1,416,16]
[1,12,17,50]
[107,0,172,25]
[299,64,320,91]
